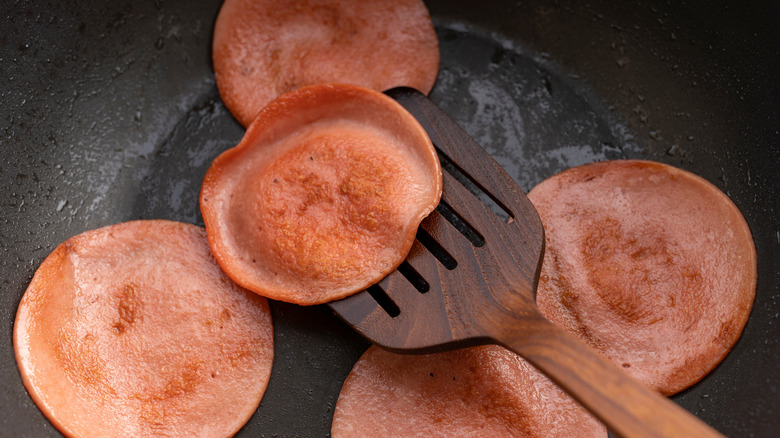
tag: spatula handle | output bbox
[500,317,724,438]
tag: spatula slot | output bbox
[366,284,400,317]
[415,228,458,270]
[397,261,430,293]
[435,200,485,248]
[435,148,514,224]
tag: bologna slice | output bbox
[331,345,606,437]
[212,0,440,126]
[527,160,757,395]
[200,84,442,305]
[14,220,274,438]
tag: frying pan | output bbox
[1,0,777,436]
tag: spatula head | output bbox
[329,87,545,353]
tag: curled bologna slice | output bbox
[200,83,442,305]
[332,345,607,437]
[528,160,757,395]
[213,0,440,127]
[14,220,274,438]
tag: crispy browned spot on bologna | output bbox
[528,160,756,395]
[213,0,440,126]
[331,345,606,437]
[200,84,442,305]
[13,220,274,438]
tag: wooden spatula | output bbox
[329,87,724,438]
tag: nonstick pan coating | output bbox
[1,0,777,436]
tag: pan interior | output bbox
[2,1,776,436]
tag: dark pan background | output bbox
[1,0,777,436]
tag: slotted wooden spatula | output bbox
[329,87,724,438]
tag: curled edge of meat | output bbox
[200,83,443,305]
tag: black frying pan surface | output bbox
[1,0,777,436]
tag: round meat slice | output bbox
[212,0,440,126]
[200,83,442,305]
[527,160,757,395]
[13,220,274,438]
[331,345,606,437]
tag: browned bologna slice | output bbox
[200,83,442,305]
[331,345,607,437]
[527,160,757,395]
[14,220,274,438]
[212,0,440,126]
